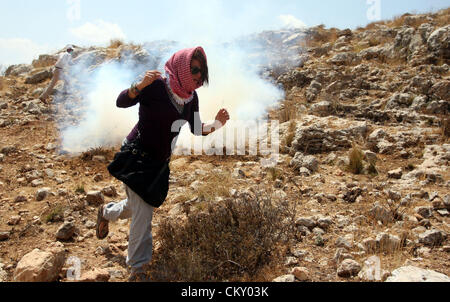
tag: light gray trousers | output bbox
[40,68,62,100]
[103,185,154,273]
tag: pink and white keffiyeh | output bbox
[164,46,207,100]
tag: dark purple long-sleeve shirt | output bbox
[117,79,206,163]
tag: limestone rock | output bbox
[358,256,382,281]
[388,168,403,179]
[290,153,319,173]
[337,259,361,278]
[13,244,66,282]
[25,69,52,84]
[418,229,445,247]
[86,191,104,206]
[386,266,450,282]
[56,222,76,241]
[272,274,296,282]
[79,268,110,282]
[36,187,51,201]
[291,267,310,281]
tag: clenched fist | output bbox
[137,70,162,90]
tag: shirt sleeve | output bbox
[116,80,158,108]
[116,89,139,108]
[188,95,208,136]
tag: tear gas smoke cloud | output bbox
[57,31,303,155]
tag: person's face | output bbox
[191,58,203,87]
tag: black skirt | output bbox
[107,139,170,208]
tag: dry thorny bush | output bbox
[151,191,297,282]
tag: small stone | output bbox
[101,186,117,197]
[58,189,68,196]
[86,191,104,206]
[285,257,298,266]
[376,233,401,253]
[432,200,445,210]
[335,236,352,249]
[437,209,449,217]
[317,217,333,230]
[31,179,44,187]
[315,235,325,246]
[14,195,27,203]
[419,229,444,247]
[56,222,75,241]
[36,187,51,201]
[312,227,325,236]
[291,267,309,281]
[272,274,296,282]
[8,215,21,225]
[79,268,110,282]
[358,256,382,281]
[93,174,103,182]
[0,231,10,241]
[84,220,96,229]
[415,206,433,219]
[295,217,316,229]
[388,168,403,179]
[337,259,361,278]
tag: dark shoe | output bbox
[96,205,109,239]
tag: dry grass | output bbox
[0,76,4,90]
[279,100,298,123]
[346,144,365,175]
[151,191,296,282]
[301,25,339,48]
[194,170,233,202]
[440,116,450,141]
[281,120,297,153]
[109,39,125,49]
[359,7,449,32]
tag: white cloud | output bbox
[69,20,126,45]
[279,15,307,29]
[0,38,52,66]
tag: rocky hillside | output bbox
[0,9,449,282]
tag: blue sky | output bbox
[0,0,449,66]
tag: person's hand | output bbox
[215,108,230,128]
[137,70,161,90]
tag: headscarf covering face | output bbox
[165,46,207,99]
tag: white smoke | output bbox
[56,27,304,155]
[58,62,139,152]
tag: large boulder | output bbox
[429,80,450,102]
[291,116,368,155]
[13,243,66,282]
[4,64,32,77]
[386,266,450,282]
[328,52,361,66]
[32,54,58,68]
[427,25,450,59]
[25,69,53,84]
